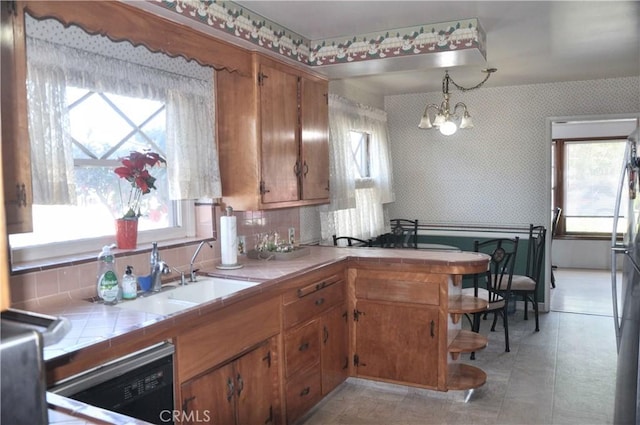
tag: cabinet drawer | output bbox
[283,279,344,329]
[176,297,280,382]
[283,272,343,304]
[355,276,440,305]
[285,365,322,423]
[284,320,320,378]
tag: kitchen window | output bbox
[321,94,394,242]
[553,137,627,237]
[10,17,222,263]
[11,88,176,249]
[350,130,371,179]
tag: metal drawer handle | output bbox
[226,377,234,402]
[299,342,310,352]
[300,387,310,397]
[315,297,325,306]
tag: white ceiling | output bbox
[234,1,640,95]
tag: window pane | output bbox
[349,131,370,178]
[564,139,626,233]
[68,93,133,159]
[11,88,175,249]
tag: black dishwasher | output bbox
[50,342,174,425]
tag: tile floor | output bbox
[297,268,618,425]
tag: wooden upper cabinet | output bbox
[1,1,33,235]
[217,54,330,211]
[259,64,299,204]
[300,78,330,200]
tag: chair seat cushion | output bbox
[504,274,536,291]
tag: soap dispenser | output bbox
[122,265,137,300]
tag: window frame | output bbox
[10,200,195,264]
[552,135,627,240]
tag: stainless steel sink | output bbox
[115,277,259,315]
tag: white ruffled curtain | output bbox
[26,53,76,204]
[25,37,221,204]
[166,87,221,200]
[320,94,395,241]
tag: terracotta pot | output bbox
[115,218,138,249]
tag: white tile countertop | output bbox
[32,245,488,361]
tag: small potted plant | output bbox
[114,150,166,249]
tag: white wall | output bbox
[384,76,640,269]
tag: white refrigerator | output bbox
[611,127,640,425]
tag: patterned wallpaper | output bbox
[150,0,485,69]
[384,76,640,228]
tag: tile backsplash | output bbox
[9,205,301,310]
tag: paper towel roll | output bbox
[220,216,238,266]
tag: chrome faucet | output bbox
[190,240,213,282]
[150,242,170,292]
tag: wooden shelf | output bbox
[448,330,488,360]
[448,295,487,324]
[447,363,487,391]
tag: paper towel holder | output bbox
[216,205,244,270]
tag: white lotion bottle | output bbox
[122,265,137,300]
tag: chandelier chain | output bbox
[447,71,493,92]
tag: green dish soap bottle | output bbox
[97,244,119,305]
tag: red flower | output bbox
[115,150,166,218]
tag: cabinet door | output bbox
[354,300,439,387]
[1,2,32,234]
[299,78,329,201]
[236,340,278,425]
[181,362,236,425]
[259,64,299,204]
[284,319,321,378]
[321,304,348,395]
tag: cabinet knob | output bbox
[298,342,310,352]
[299,386,311,397]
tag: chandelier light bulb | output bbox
[439,120,457,136]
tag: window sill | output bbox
[11,237,212,275]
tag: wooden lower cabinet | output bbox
[284,303,348,423]
[320,304,349,394]
[282,266,349,424]
[180,339,278,425]
[353,300,439,388]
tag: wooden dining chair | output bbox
[465,237,519,355]
[332,235,372,247]
[507,224,546,332]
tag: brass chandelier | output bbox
[418,68,497,136]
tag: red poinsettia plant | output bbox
[114,150,166,219]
